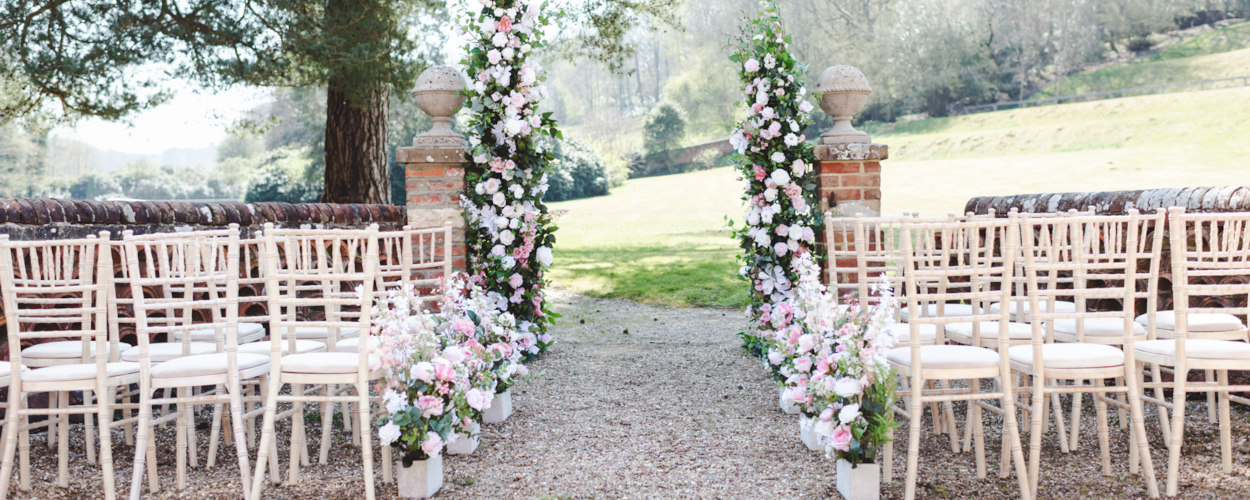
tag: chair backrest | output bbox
[0,233,113,374]
[375,223,454,302]
[901,215,1018,351]
[1021,212,1159,353]
[1166,208,1250,352]
[261,224,378,366]
[123,227,241,368]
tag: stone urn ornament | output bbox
[814,65,872,145]
[410,65,468,148]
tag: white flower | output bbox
[744,59,760,72]
[466,388,491,411]
[764,54,776,69]
[378,422,401,446]
[783,133,799,147]
[813,418,834,438]
[755,90,769,105]
[833,377,863,398]
[487,49,501,64]
[442,345,466,364]
[492,192,506,206]
[501,256,516,269]
[505,117,526,136]
[745,210,760,226]
[485,178,501,193]
[536,246,553,266]
[492,31,508,47]
[382,390,408,415]
[839,403,862,424]
[767,350,784,365]
[770,151,785,163]
[499,230,516,245]
[494,216,508,229]
[797,334,814,353]
[791,160,806,177]
[478,17,495,33]
[508,217,519,229]
[764,188,778,202]
[502,47,515,60]
[520,66,537,86]
[770,169,791,186]
[475,183,486,195]
[411,362,434,383]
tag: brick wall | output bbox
[397,146,468,272]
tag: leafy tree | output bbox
[544,139,611,202]
[642,102,686,156]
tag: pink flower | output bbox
[790,386,807,403]
[453,318,476,337]
[421,431,444,457]
[744,59,760,72]
[799,101,814,113]
[794,357,812,372]
[830,424,853,451]
[466,388,490,411]
[417,395,444,418]
[487,49,502,65]
[775,224,789,237]
[819,408,835,422]
[432,359,456,382]
[784,183,802,199]
[515,364,529,376]
[792,197,808,212]
[509,273,523,289]
[774,241,789,257]
[497,16,513,33]
[753,164,766,181]
[411,362,434,383]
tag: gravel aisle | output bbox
[7,289,1250,498]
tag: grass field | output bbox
[545,166,749,307]
[1031,39,1250,98]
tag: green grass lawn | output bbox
[1150,21,1250,62]
[546,166,750,308]
[1031,43,1250,98]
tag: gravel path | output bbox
[6,289,1250,498]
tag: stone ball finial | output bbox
[410,65,468,148]
[814,65,872,145]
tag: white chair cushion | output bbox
[1053,318,1146,337]
[1008,343,1124,369]
[886,345,1000,370]
[990,301,1077,316]
[280,352,376,374]
[1134,339,1250,360]
[334,337,381,353]
[275,326,361,340]
[946,321,1033,340]
[150,353,270,379]
[1136,311,1245,333]
[24,362,140,382]
[238,340,326,356]
[22,341,132,359]
[886,323,938,345]
[900,303,975,322]
[120,342,218,363]
[0,364,29,377]
[173,322,266,342]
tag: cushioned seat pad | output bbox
[334,337,380,353]
[887,323,938,344]
[24,362,140,382]
[23,341,132,359]
[990,301,1077,316]
[946,321,1034,340]
[275,326,361,340]
[150,353,269,379]
[238,340,325,356]
[1134,339,1250,360]
[900,303,975,322]
[1008,343,1124,369]
[173,322,265,342]
[121,342,217,363]
[887,345,999,370]
[280,352,377,374]
[0,364,28,377]
[1053,318,1146,337]
[1136,311,1245,333]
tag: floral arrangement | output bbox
[788,254,900,465]
[370,276,529,466]
[457,0,561,357]
[727,3,821,359]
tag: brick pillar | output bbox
[396,147,467,272]
[815,143,888,285]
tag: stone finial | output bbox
[410,65,468,148]
[814,65,872,145]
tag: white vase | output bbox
[779,388,800,415]
[446,423,480,455]
[836,458,880,500]
[799,416,827,451]
[483,389,512,424]
[396,455,443,499]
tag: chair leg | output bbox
[883,424,894,484]
[57,391,69,487]
[128,382,153,500]
[1115,377,1128,431]
[356,381,376,500]
[188,395,199,469]
[100,386,117,500]
[320,386,333,465]
[288,383,304,484]
[1205,369,1217,424]
[1051,380,1069,453]
[250,374,280,499]
[0,390,23,500]
[1165,368,1188,497]
[146,418,159,493]
[1126,361,1158,498]
[1003,379,1034,500]
[227,378,253,500]
[1066,381,1081,453]
[207,402,224,467]
[382,443,392,484]
[1092,379,1111,476]
[906,374,925,500]
[176,390,188,490]
[972,378,986,479]
[1029,376,1045,493]
[1219,370,1232,473]
[999,376,1011,479]
[47,392,56,451]
[18,413,29,491]
[1150,363,1171,448]
[85,389,97,465]
[938,380,959,453]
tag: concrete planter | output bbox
[836,459,880,500]
[446,423,481,455]
[779,388,801,415]
[483,389,512,424]
[397,455,442,499]
[799,416,827,451]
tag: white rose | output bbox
[767,350,784,365]
[378,422,401,446]
[770,151,785,163]
[499,230,516,245]
[770,169,790,186]
[536,246,553,266]
[833,377,863,398]
[813,418,834,438]
[475,183,486,195]
[509,217,520,229]
[442,345,466,363]
[746,210,760,226]
[492,32,508,47]
[502,47,515,60]
[839,403,862,424]
[494,216,508,229]
[505,118,526,136]
[492,192,506,206]
[485,178,501,193]
[411,362,434,383]
[478,18,495,33]
[501,256,516,269]
[764,188,778,202]
[791,160,806,177]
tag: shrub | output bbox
[642,102,686,157]
[543,139,611,202]
[243,148,321,203]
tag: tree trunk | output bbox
[322,81,390,204]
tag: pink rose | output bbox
[784,183,802,199]
[753,164,766,181]
[421,431,444,457]
[775,224,789,237]
[773,242,788,257]
[515,364,529,376]
[453,318,476,337]
[487,49,502,65]
[497,16,513,33]
[509,273,523,289]
[819,408,835,422]
[411,362,434,383]
[799,101,814,113]
[432,359,456,382]
[744,59,760,72]
[830,424,853,451]
[794,357,812,372]
[790,386,807,403]
[466,388,490,411]
[417,395,444,418]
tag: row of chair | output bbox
[826,207,1250,499]
[0,222,452,499]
